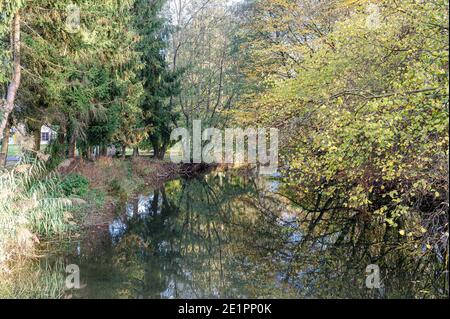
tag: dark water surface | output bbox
[30,170,448,298]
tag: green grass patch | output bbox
[7,144,21,156]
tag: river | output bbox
[8,169,448,298]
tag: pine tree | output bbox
[134,0,181,159]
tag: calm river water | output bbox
[15,170,448,298]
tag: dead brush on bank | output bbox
[74,157,133,190]
[130,157,179,183]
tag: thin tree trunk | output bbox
[158,145,166,160]
[81,148,87,159]
[58,129,65,145]
[100,145,107,157]
[155,141,167,160]
[34,129,41,152]
[121,145,126,159]
[133,147,139,157]
[56,127,66,158]
[87,146,92,160]
[151,138,160,159]
[0,14,21,140]
[0,122,11,166]
[68,136,76,159]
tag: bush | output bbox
[60,173,89,197]
[44,140,66,171]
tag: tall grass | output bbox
[0,158,72,268]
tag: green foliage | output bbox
[83,188,106,208]
[134,0,182,158]
[60,173,89,197]
[238,0,449,249]
[0,0,23,84]
[3,0,181,159]
[44,139,66,170]
[12,0,147,156]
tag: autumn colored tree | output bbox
[236,0,449,250]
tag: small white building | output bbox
[9,125,57,146]
[39,125,57,145]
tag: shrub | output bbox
[60,173,89,197]
[44,140,66,171]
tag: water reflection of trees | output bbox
[70,171,447,299]
[244,184,448,298]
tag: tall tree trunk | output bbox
[68,136,76,159]
[56,127,66,158]
[0,122,11,166]
[0,14,21,140]
[158,145,167,160]
[151,138,161,159]
[87,146,92,160]
[133,147,139,157]
[121,145,126,159]
[33,129,41,152]
[81,147,89,159]
[100,145,107,157]
[58,129,65,146]
[154,140,167,160]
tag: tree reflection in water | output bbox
[40,170,448,298]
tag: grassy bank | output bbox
[0,156,180,298]
[0,160,74,272]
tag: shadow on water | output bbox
[8,170,449,298]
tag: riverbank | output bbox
[0,157,182,280]
[69,157,182,228]
[1,155,219,271]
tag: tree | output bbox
[166,0,244,129]
[0,0,23,140]
[15,1,146,160]
[134,0,181,159]
[237,0,449,250]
